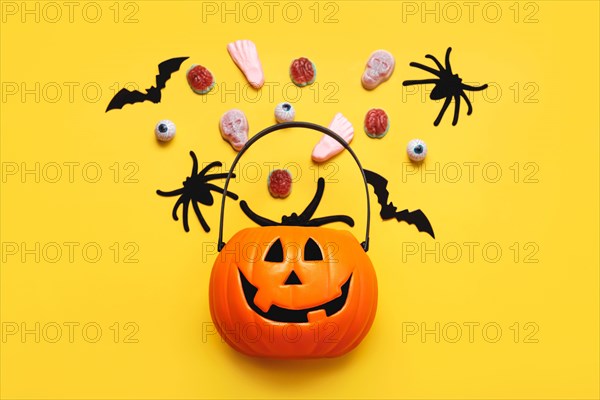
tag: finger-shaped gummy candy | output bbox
[311,113,354,163]
[227,40,265,89]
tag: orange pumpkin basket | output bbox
[210,121,377,359]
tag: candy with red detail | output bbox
[362,50,395,90]
[290,57,316,87]
[364,108,390,138]
[220,109,249,151]
[187,65,215,94]
[268,169,292,198]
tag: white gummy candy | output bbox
[407,138,427,162]
[220,109,249,151]
[155,120,176,142]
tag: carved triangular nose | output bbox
[284,271,302,285]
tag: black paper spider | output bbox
[403,47,488,126]
[241,178,354,227]
[156,151,238,232]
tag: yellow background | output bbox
[1,1,599,398]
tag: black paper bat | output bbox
[105,56,189,112]
[364,169,435,238]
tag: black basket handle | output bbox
[217,121,371,252]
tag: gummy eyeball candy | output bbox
[274,102,295,123]
[155,120,176,142]
[407,139,427,162]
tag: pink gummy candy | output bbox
[220,109,248,151]
[311,113,354,163]
[361,50,395,90]
[227,40,265,89]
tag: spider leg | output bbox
[462,83,488,91]
[198,161,223,177]
[203,172,235,181]
[192,200,210,232]
[434,96,452,126]
[206,183,239,200]
[445,47,453,74]
[182,200,191,232]
[306,215,355,228]
[189,151,199,176]
[460,92,473,115]
[425,54,445,71]
[297,178,325,222]
[172,195,187,221]
[156,188,185,197]
[452,94,461,126]
[402,79,439,86]
[408,62,442,77]
[240,201,279,226]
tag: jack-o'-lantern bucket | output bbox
[210,122,377,359]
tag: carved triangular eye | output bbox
[304,238,323,261]
[265,239,284,262]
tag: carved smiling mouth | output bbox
[238,269,352,323]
